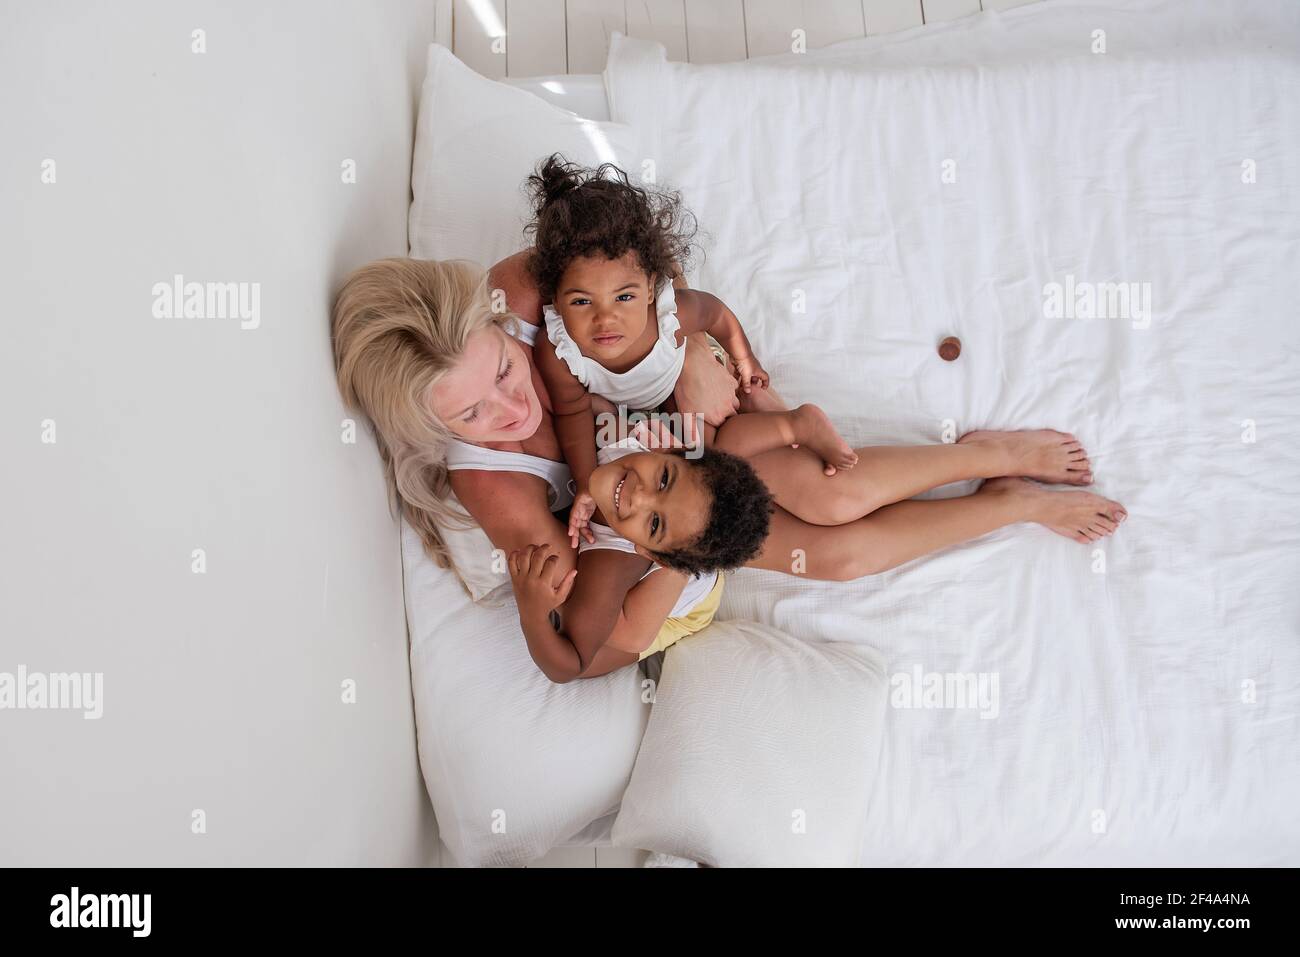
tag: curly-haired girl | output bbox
[525,153,860,547]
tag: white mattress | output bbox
[602,0,1300,864]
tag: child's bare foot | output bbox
[958,429,1093,485]
[793,403,859,475]
[979,476,1127,543]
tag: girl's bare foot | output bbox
[793,403,859,476]
[979,476,1127,543]
[958,429,1093,485]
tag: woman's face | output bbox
[588,450,709,555]
[429,326,542,442]
[555,252,654,364]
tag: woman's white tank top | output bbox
[445,317,576,512]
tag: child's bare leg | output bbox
[737,383,788,413]
[749,477,1126,580]
[715,403,858,474]
[749,429,1095,526]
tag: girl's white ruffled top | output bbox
[542,279,686,410]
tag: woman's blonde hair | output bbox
[331,257,511,569]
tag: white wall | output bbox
[0,0,439,865]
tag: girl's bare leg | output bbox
[748,477,1126,581]
[714,405,858,472]
[736,382,788,414]
[749,428,1095,526]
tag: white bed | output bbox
[409,0,1300,866]
[604,0,1300,865]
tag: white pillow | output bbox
[408,43,643,265]
[434,494,511,604]
[611,620,888,867]
[402,520,653,867]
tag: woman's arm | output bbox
[451,468,575,579]
[452,469,590,681]
[673,289,754,363]
[452,469,682,681]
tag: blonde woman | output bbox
[332,254,1124,683]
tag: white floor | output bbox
[435,0,1040,869]
[437,840,649,868]
[441,0,1041,77]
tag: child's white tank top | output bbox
[541,279,686,410]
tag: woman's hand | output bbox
[732,354,771,395]
[509,543,578,619]
[675,333,741,427]
[567,491,598,548]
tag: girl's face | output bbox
[588,450,709,556]
[555,252,654,363]
[429,325,542,442]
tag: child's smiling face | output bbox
[555,251,655,362]
[588,449,709,556]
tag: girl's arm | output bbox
[533,333,602,524]
[672,288,769,393]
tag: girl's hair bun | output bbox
[529,153,584,211]
[523,152,700,301]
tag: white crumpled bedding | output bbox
[602,0,1300,864]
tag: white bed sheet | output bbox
[604,0,1300,864]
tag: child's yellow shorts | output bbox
[638,572,726,661]
[703,332,732,370]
